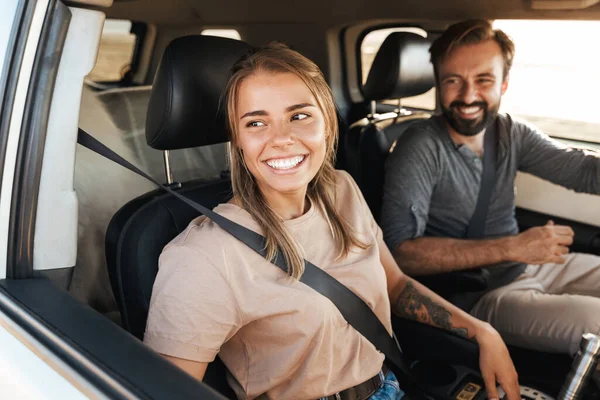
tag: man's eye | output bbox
[444,79,458,86]
[246,121,265,128]
[291,113,309,121]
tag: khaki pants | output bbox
[470,253,600,356]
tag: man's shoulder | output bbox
[398,115,445,142]
[497,113,538,134]
[495,113,544,151]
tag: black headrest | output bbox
[146,35,253,150]
[362,32,435,102]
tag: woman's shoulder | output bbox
[330,169,372,218]
[333,169,362,200]
[333,168,356,189]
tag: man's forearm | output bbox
[391,277,485,340]
[394,236,512,276]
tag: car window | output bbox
[360,27,436,110]
[494,20,600,145]
[0,0,20,82]
[201,29,242,40]
[87,19,137,82]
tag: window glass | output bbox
[360,27,436,110]
[493,20,600,144]
[87,19,136,82]
[201,29,242,40]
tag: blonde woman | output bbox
[143,43,520,400]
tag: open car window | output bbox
[494,19,600,147]
[87,19,138,83]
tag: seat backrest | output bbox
[359,114,430,219]
[106,181,232,335]
[351,32,435,219]
[95,85,228,183]
[343,117,369,180]
[104,35,252,398]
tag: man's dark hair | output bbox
[429,19,515,81]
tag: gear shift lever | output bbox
[558,333,600,400]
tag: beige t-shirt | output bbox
[144,170,392,399]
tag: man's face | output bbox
[438,40,509,137]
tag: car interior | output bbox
[4,0,600,398]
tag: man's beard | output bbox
[441,100,499,137]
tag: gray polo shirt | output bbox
[381,113,600,287]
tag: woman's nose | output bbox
[270,123,294,147]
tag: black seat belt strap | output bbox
[427,120,498,311]
[77,128,423,393]
[465,119,498,239]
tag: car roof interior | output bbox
[94,0,600,112]
[106,0,600,23]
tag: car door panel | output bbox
[516,207,600,256]
[0,278,226,399]
[515,172,600,256]
[515,172,600,228]
[0,311,89,399]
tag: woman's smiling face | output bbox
[235,71,327,200]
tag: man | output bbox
[380,19,600,362]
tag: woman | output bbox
[143,43,520,400]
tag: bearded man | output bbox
[380,19,600,372]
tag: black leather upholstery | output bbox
[345,32,435,219]
[106,182,232,339]
[145,35,252,150]
[362,32,435,102]
[106,35,250,399]
[343,118,369,180]
[358,117,426,220]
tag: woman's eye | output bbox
[291,113,309,121]
[246,120,265,128]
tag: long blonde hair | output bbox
[224,42,367,279]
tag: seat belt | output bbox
[461,120,523,296]
[76,129,430,396]
[465,119,498,238]
[416,120,498,310]
[453,119,499,310]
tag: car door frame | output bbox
[0,1,227,398]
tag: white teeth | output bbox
[266,155,305,170]
[459,106,481,115]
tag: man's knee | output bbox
[565,310,600,356]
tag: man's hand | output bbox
[476,323,520,400]
[507,220,574,265]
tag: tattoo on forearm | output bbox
[394,280,469,338]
